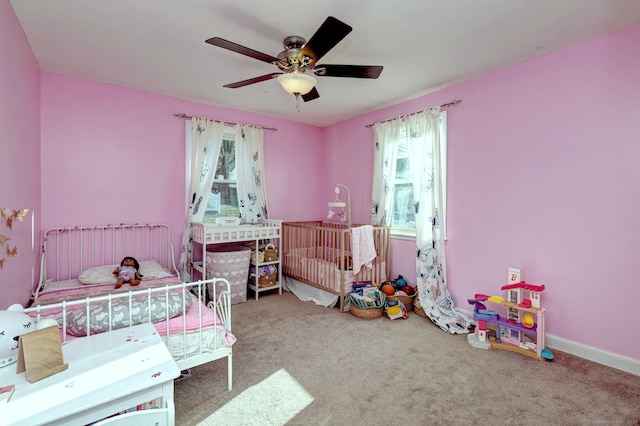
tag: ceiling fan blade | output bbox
[223,73,282,89]
[302,87,320,102]
[300,16,352,64]
[315,64,383,79]
[205,37,279,64]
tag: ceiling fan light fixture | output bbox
[277,72,317,95]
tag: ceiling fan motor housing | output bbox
[276,36,314,72]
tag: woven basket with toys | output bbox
[413,297,427,318]
[379,275,417,311]
[348,286,386,319]
[250,264,278,288]
[263,243,278,262]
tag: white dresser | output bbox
[0,323,180,426]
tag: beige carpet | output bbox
[175,291,640,426]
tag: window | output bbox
[391,139,414,230]
[202,132,239,223]
[389,112,447,238]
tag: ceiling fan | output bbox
[205,16,383,103]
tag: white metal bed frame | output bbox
[33,223,178,302]
[29,223,234,390]
[26,279,234,389]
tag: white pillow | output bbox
[78,264,118,285]
[138,260,175,280]
[78,260,175,285]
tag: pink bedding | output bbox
[154,296,218,335]
[32,276,182,306]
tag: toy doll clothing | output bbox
[117,265,138,282]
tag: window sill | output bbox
[390,229,448,242]
[390,228,416,241]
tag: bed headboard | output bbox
[38,223,177,290]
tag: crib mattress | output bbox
[286,249,386,293]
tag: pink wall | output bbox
[4,0,639,363]
[326,26,640,361]
[0,2,41,308]
[322,124,373,225]
[40,73,325,259]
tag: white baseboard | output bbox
[457,308,640,376]
[545,334,640,376]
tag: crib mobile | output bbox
[327,184,352,228]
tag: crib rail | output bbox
[282,221,390,311]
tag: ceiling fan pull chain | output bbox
[295,93,301,112]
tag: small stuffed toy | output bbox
[0,304,35,367]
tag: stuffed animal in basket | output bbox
[0,304,35,367]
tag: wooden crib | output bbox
[282,221,390,311]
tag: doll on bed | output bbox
[113,256,143,289]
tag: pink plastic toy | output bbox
[467,268,554,361]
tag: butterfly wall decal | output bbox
[1,208,29,230]
[0,207,29,271]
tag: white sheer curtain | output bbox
[178,118,224,282]
[407,109,470,334]
[371,120,400,226]
[235,124,269,223]
[372,109,470,334]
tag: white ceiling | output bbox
[10,0,640,127]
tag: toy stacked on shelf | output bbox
[467,268,554,361]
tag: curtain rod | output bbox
[174,113,277,131]
[364,99,462,128]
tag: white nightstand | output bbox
[0,323,180,426]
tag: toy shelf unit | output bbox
[467,271,553,361]
[190,220,283,301]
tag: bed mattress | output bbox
[33,276,182,306]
